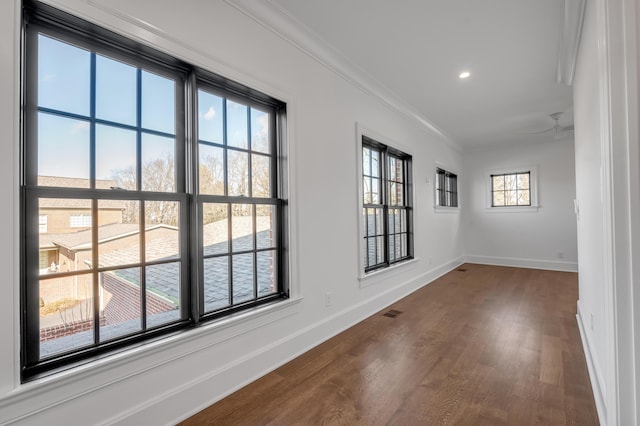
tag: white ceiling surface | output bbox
[263,0,574,149]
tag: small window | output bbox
[435,168,458,207]
[69,214,91,228]
[361,136,413,273]
[38,215,47,233]
[491,172,531,207]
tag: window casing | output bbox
[361,136,413,273]
[21,1,287,380]
[435,167,458,207]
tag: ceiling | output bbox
[250,0,575,150]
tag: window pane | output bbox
[141,70,175,134]
[233,253,254,304]
[252,154,271,197]
[396,183,404,206]
[251,108,270,153]
[257,250,276,296]
[366,208,376,237]
[518,190,531,205]
[96,55,136,126]
[38,113,90,186]
[96,124,137,183]
[400,234,407,257]
[198,90,224,144]
[232,204,254,252]
[98,199,139,267]
[38,34,90,116]
[388,157,397,181]
[389,182,397,205]
[376,236,384,264]
[504,174,516,190]
[142,133,175,192]
[388,233,396,262]
[363,177,372,204]
[371,150,380,177]
[517,173,530,190]
[256,205,276,250]
[228,150,249,196]
[199,144,225,195]
[100,267,142,341]
[204,256,229,312]
[505,190,517,206]
[375,208,384,235]
[366,237,376,266]
[203,203,229,256]
[388,209,396,234]
[39,198,93,274]
[39,273,94,358]
[227,100,248,149]
[371,177,380,204]
[493,191,505,206]
[363,148,371,176]
[492,175,504,191]
[145,200,180,261]
[146,262,181,327]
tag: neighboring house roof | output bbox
[98,216,274,307]
[38,176,127,210]
[48,223,141,250]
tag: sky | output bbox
[37,34,270,187]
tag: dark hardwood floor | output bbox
[180,264,599,425]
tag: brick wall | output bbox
[40,316,106,342]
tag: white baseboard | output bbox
[112,257,464,425]
[576,302,607,426]
[464,254,578,272]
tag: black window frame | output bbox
[435,167,458,207]
[361,136,413,273]
[20,0,288,381]
[490,171,531,207]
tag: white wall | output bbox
[462,139,578,271]
[573,0,640,424]
[0,0,463,424]
[573,0,608,418]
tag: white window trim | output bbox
[485,165,539,212]
[434,161,460,213]
[355,123,417,284]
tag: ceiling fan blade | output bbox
[528,126,556,134]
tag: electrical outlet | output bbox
[325,292,333,307]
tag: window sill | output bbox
[9,297,303,407]
[485,205,540,213]
[434,206,459,213]
[358,258,420,288]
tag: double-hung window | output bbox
[21,1,287,380]
[361,136,413,273]
[435,167,458,207]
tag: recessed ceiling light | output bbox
[459,71,471,79]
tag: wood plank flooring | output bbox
[180,264,599,425]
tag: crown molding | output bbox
[224,0,462,152]
[557,0,587,85]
